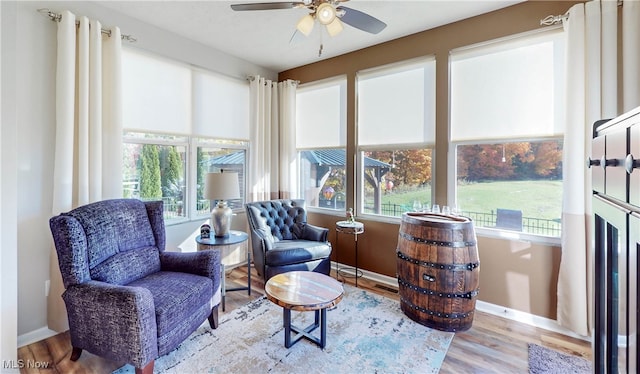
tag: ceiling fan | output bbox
[230,1,387,37]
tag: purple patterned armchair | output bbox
[49,199,221,374]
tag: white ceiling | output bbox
[96,0,524,72]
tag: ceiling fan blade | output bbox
[230,2,306,11]
[337,6,387,34]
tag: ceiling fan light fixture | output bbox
[325,18,343,37]
[296,14,315,36]
[316,3,336,25]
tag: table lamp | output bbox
[204,172,240,238]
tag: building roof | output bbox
[208,149,392,169]
[206,151,245,166]
[301,149,392,168]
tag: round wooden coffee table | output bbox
[265,271,344,349]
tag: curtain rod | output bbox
[38,8,137,43]
[246,75,300,85]
[540,0,623,26]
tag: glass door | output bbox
[593,195,629,373]
[629,212,639,373]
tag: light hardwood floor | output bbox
[18,266,591,373]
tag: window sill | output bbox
[473,226,561,246]
[310,209,562,246]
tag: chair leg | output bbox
[70,347,82,361]
[135,360,154,374]
[208,305,219,329]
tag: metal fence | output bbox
[460,210,561,237]
[364,201,561,237]
[162,199,241,220]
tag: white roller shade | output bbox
[450,30,565,142]
[296,76,347,148]
[358,58,436,146]
[122,48,191,134]
[193,70,249,140]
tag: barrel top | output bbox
[403,212,471,224]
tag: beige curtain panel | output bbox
[48,10,123,332]
[557,0,640,337]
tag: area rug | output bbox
[114,285,454,373]
[528,343,591,374]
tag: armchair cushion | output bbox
[264,240,332,267]
[128,271,213,355]
[91,246,161,285]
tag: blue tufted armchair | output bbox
[49,199,221,374]
[245,199,332,281]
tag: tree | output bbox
[458,144,514,181]
[197,148,206,201]
[457,141,561,182]
[161,146,184,200]
[140,144,162,199]
[399,149,432,185]
[531,141,562,178]
[365,149,432,188]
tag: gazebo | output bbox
[300,149,392,214]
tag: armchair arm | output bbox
[160,251,221,293]
[301,223,329,242]
[62,281,158,368]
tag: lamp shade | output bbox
[204,172,240,201]
[297,14,315,36]
[325,18,343,37]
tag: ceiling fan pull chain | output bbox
[318,24,324,57]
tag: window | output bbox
[122,133,248,223]
[450,29,565,237]
[194,138,247,213]
[296,76,347,211]
[123,133,188,221]
[121,48,249,223]
[357,58,436,218]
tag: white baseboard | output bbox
[474,301,590,342]
[17,327,59,348]
[333,261,591,342]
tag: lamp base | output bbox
[212,200,232,238]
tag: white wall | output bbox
[8,0,276,342]
[1,0,19,365]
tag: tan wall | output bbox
[309,212,561,319]
[286,1,582,320]
[476,237,561,318]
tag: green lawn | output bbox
[457,180,562,220]
[376,180,562,221]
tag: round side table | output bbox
[196,230,250,311]
[335,220,365,287]
[265,271,344,349]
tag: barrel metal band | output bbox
[397,277,479,299]
[400,296,473,319]
[396,251,480,271]
[398,231,476,248]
